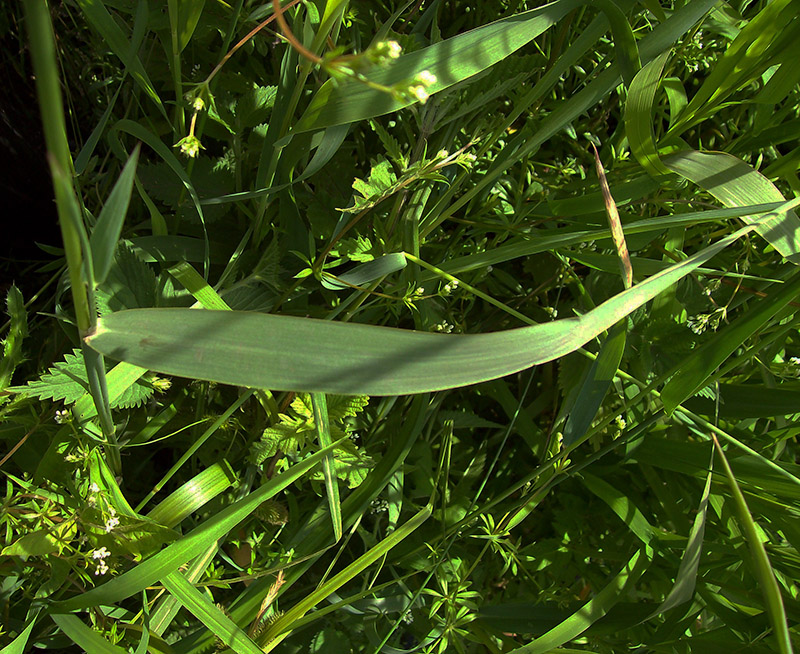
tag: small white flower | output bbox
[409,84,430,103]
[414,287,425,297]
[92,547,110,560]
[415,70,437,86]
[55,409,70,424]
[105,516,120,533]
[89,482,100,494]
[95,560,109,576]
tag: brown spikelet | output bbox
[255,499,289,525]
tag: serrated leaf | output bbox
[235,84,278,129]
[350,158,397,210]
[13,347,154,408]
[370,120,407,168]
[326,394,370,421]
[96,243,158,313]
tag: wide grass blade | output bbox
[664,150,800,264]
[86,226,756,395]
[50,614,128,654]
[161,572,263,654]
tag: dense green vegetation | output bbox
[3,0,800,652]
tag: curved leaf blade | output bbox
[86,227,753,395]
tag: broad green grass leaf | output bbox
[625,52,671,176]
[562,322,626,448]
[508,546,652,653]
[311,393,342,541]
[649,451,713,618]
[146,461,237,528]
[90,145,140,285]
[86,225,754,395]
[75,0,166,118]
[51,614,128,654]
[663,150,800,264]
[660,273,800,413]
[712,438,794,654]
[161,572,263,654]
[51,440,342,612]
[294,0,585,132]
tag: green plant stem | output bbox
[24,0,119,471]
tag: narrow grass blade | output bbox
[581,473,656,546]
[661,273,800,413]
[649,450,713,618]
[664,150,800,264]
[712,437,794,654]
[311,393,342,541]
[294,0,584,131]
[146,461,237,528]
[110,120,209,275]
[51,614,128,654]
[51,440,342,612]
[168,262,231,310]
[74,0,166,118]
[86,226,755,395]
[594,0,641,87]
[260,504,431,652]
[0,614,38,654]
[161,572,263,654]
[508,546,652,653]
[562,322,626,448]
[321,253,407,291]
[73,361,149,422]
[91,145,140,285]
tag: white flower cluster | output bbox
[434,321,454,334]
[408,70,437,103]
[104,506,120,533]
[92,547,111,576]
